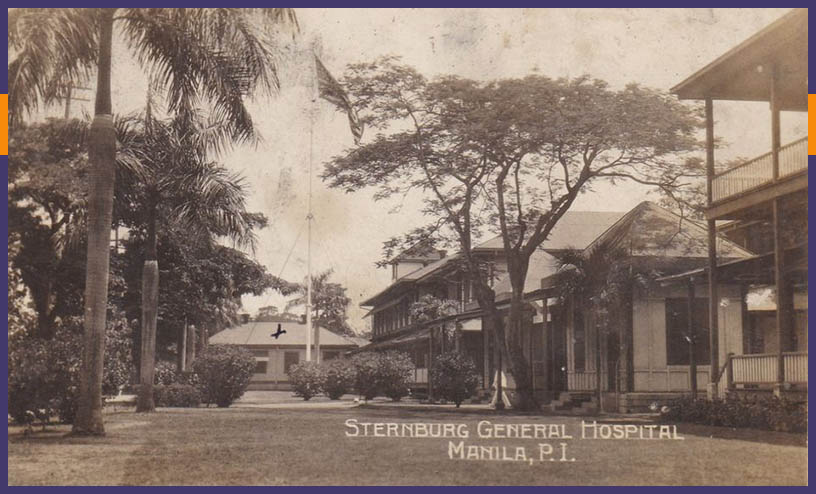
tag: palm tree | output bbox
[9,8,298,435]
[284,269,353,362]
[119,111,263,411]
[553,241,638,407]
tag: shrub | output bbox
[8,327,80,425]
[351,353,381,400]
[377,351,414,402]
[660,394,807,433]
[288,361,324,400]
[8,312,135,424]
[103,312,135,396]
[431,352,480,407]
[322,359,356,400]
[154,383,202,408]
[154,360,181,386]
[192,345,255,408]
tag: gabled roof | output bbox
[359,254,455,308]
[584,201,752,259]
[361,210,626,308]
[492,248,559,301]
[473,211,626,252]
[671,8,807,111]
[209,321,361,347]
[387,243,446,265]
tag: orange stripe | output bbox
[1,94,7,156]
[809,94,815,155]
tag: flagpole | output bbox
[305,48,317,362]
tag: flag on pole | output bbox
[314,55,364,144]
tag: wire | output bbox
[243,218,307,345]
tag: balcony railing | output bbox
[730,351,808,385]
[711,137,808,203]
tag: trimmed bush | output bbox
[154,383,202,408]
[103,313,135,396]
[8,328,80,425]
[349,351,414,401]
[8,312,135,424]
[192,345,255,408]
[154,360,181,386]
[322,359,356,400]
[660,395,807,433]
[377,351,414,402]
[288,361,324,401]
[351,353,381,400]
[431,352,480,407]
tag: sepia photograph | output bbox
[6,7,808,486]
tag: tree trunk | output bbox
[200,327,209,351]
[177,322,186,373]
[35,284,55,340]
[185,324,196,369]
[505,292,538,410]
[136,204,159,412]
[500,257,538,411]
[72,8,116,436]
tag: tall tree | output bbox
[323,57,703,409]
[116,111,269,412]
[8,117,147,339]
[8,7,298,434]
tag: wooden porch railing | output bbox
[729,351,808,386]
[711,136,807,203]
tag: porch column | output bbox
[687,279,697,398]
[773,199,786,392]
[770,63,786,395]
[541,301,549,397]
[428,327,434,401]
[705,97,720,399]
[483,319,490,389]
[623,285,634,393]
[770,63,781,181]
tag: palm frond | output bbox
[165,162,258,251]
[8,8,99,127]
[120,8,296,145]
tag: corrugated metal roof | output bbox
[209,321,361,347]
[493,248,559,299]
[361,211,625,308]
[474,211,626,252]
[585,201,753,259]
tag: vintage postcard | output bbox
[6,7,808,486]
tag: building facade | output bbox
[209,320,362,390]
[670,7,808,399]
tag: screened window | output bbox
[254,360,268,374]
[665,298,710,365]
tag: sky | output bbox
[33,8,807,333]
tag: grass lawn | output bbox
[7,405,807,486]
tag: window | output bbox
[254,360,268,374]
[251,349,268,374]
[323,351,340,361]
[665,298,710,365]
[284,351,300,374]
[573,307,586,372]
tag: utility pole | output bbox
[61,83,93,119]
